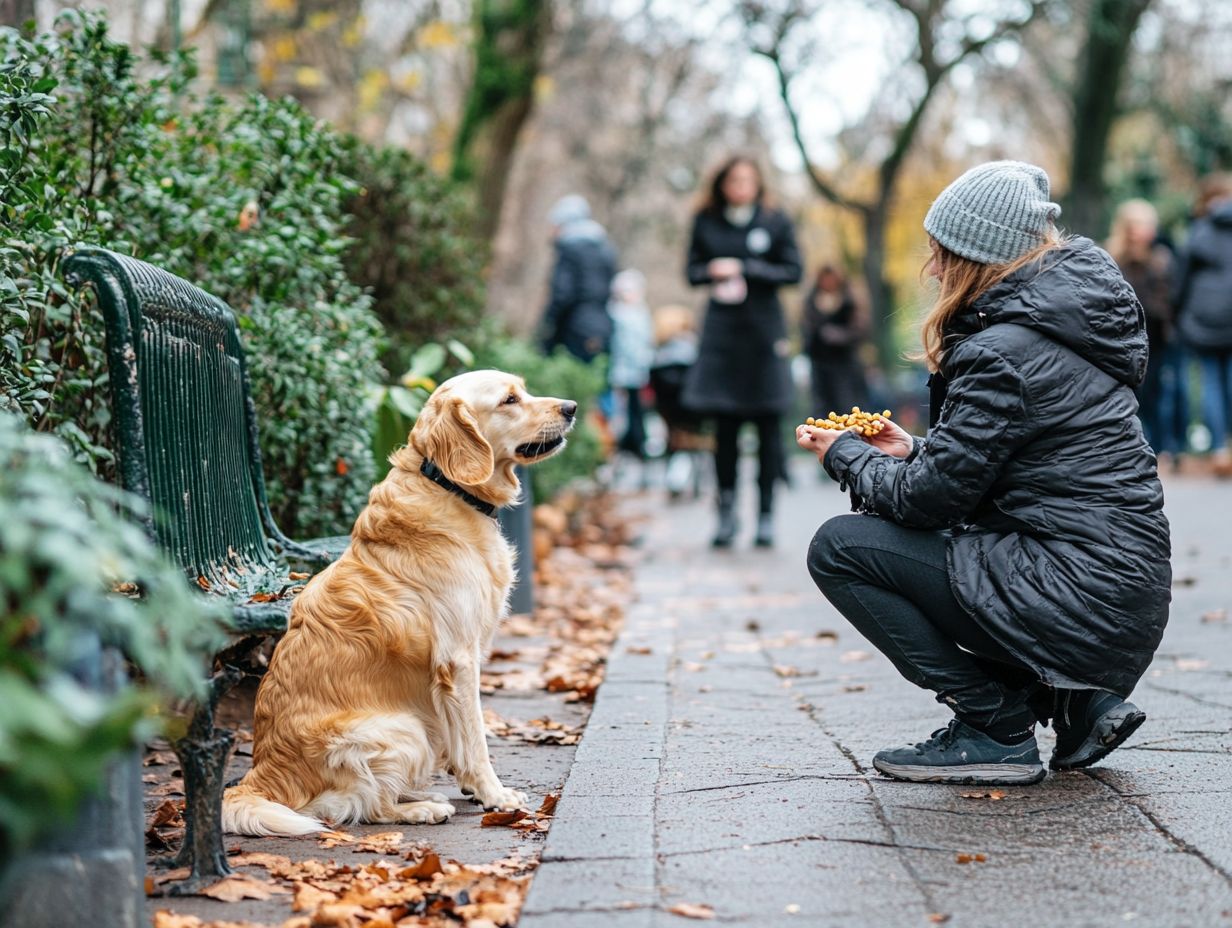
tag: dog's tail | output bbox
[221,784,324,836]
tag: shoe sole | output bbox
[872,759,1047,785]
[1050,705,1146,771]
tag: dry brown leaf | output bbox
[317,830,356,848]
[929,915,952,924]
[229,851,295,875]
[482,809,529,827]
[816,630,838,642]
[537,794,559,817]
[959,789,1007,801]
[288,571,310,580]
[955,853,988,864]
[352,831,402,854]
[152,913,202,928]
[397,851,443,880]
[148,798,184,829]
[842,684,867,693]
[291,882,338,912]
[668,902,716,920]
[626,645,653,655]
[197,873,290,902]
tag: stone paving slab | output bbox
[520,459,1232,927]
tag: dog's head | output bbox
[409,370,576,499]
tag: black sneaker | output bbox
[873,719,1046,785]
[1050,690,1145,771]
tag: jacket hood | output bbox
[1207,199,1232,227]
[557,217,608,244]
[963,237,1147,387]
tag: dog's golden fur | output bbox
[221,370,575,835]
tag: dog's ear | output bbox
[421,396,494,486]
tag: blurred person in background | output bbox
[539,194,618,363]
[650,305,706,499]
[608,269,655,461]
[1106,200,1175,462]
[682,155,802,548]
[1175,174,1232,477]
[801,264,869,418]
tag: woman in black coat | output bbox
[799,161,1170,786]
[682,156,802,548]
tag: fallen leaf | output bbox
[626,645,653,655]
[317,830,356,848]
[482,809,529,827]
[1175,658,1211,671]
[288,571,310,580]
[397,851,443,880]
[537,793,559,817]
[196,873,290,901]
[196,575,210,590]
[815,630,838,642]
[929,915,952,924]
[148,798,184,829]
[292,882,338,912]
[152,913,203,928]
[668,902,716,919]
[955,853,988,864]
[959,789,1007,801]
[842,684,867,693]
[352,831,403,854]
[745,619,762,632]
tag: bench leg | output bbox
[157,666,242,894]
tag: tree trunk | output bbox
[452,0,550,241]
[1065,0,1153,236]
[861,208,896,370]
[0,0,35,28]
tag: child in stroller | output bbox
[650,305,710,499]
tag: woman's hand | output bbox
[863,418,915,459]
[796,423,855,462]
[707,257,743,280]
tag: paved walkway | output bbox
[521,458,1232,927]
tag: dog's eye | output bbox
[502,393,520,406]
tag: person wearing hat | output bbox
[797,161,1171,785]
[539,194,618,363]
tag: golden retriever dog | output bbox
[221,370,576,835]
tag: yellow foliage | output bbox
[358,70,389,112]
[533,74,555,102]
[307,10,339,32]
[295,66,325,89]
[342,16,366,48]
[417,20,458,49]
[270,35,297,63]
[394,69,422,94]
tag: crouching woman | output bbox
[799,161,1171,785]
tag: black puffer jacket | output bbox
[540,222,618,362]
[1176,200,1232,351]
[824,237,1171,697]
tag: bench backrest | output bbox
[63,248,280,587]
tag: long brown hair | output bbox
[699,155,765,215]
[919,233,1064,372]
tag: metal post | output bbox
[498,465,534,614]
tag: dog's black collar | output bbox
[419,458,498,519]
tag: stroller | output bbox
[649,306,710,499]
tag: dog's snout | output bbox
[560,401,578,421]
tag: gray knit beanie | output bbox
[923,161,1061,265]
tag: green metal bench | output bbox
[63,247,349,892]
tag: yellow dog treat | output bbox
[804,406,894,438]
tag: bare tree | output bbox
[452,0,552,240]
[1064,0,1153,234]
[742,0,1046,365]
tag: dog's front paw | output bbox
[394,800,455,824]
[474,785,529,812]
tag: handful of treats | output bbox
[804,406,893,437]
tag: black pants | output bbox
[808,513,1039,740]
[618,387,647,458]
[714,413,781,514]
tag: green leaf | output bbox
[408,342,446,378]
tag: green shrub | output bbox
[342,143,489,374]
[0,412,227,856]
[475,338,608,501]
[1,13,384,537]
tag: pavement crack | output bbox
[1084,769,1232,886]
[1142,680,1232,711]
[754,636,940,912]
[662,774,865,795]
[655,834,961,859]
